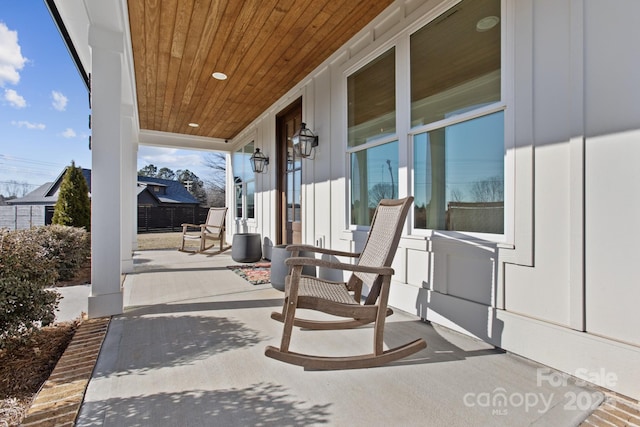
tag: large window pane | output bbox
[414,111,504,233]
[247,181,255,219]
[233,142,255,220]
[410,0,501,127]
[286,169,302,222]
[348,48,395,147]
[232,141,254,183]
[235,181,243,218]
[351,141,398,226]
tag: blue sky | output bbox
[0,1,210,197]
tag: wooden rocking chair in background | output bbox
[179,207,228,253]
[265,197,427,369]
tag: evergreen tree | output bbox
[138,164,158,177]
[177,169,208,205]
[52,161,91,230]
[156,167,175,180]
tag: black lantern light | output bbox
[250,148,269,173]
[292,122,318,158]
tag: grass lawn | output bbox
[136,232,184,250]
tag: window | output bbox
[151,185,165,195]
[351,141,398,225]
[345,0,503,232]
[286,137,302,223]
[411,0,503,234]
[348,48,397,226]
[348,48,396,147]
[232,141,255,221]
[410,0,501,126]
[414,112,504,233]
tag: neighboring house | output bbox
[2,169,198,228]
[7,168,92,206]
[137,176,199,208]
[3,168,92,227]
[49,0,640,400]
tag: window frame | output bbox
[345,45,400,230]
[341,0,511,242]
[348,137,400,228]
[409,104,506,240]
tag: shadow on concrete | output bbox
[130,264,234,274]
[124,298,284,316]
[77,383,332,426]
[93,314,264,376]
[384,320,504,367]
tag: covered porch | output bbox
[70,249,598,426]
[46,0,640,404]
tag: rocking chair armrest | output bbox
[285,256,394,276]
[285,244,360,258]
[181,223,200,228]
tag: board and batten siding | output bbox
[230,0,640,399]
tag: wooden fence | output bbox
[1,205,212,233]
[137,206,210,233]
[0,206,47,230]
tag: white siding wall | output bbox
[233,0,640,399]
[505,0,574,326]
[583,0,640,346]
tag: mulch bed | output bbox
[56,262,91,288]
[0,261,90,426]
[0,322,78,426]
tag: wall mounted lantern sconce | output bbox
[292,122,318,158]
[250,148,269,173]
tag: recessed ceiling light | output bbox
[212,72,228,80]
[188,123,199,128]
[476,16,500,32]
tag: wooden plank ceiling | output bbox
[127,0,394,141]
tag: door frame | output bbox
[275,98,303,245]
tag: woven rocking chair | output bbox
[179,207,228,253]
[265,197,426,370]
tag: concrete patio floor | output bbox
[75,249,603,426]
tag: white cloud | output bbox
[0,22,27,87]
[4,88,26,108]
[51,90,68,111]
[137,146,206,176]
[61,128,77,138]
[11,120,45,130]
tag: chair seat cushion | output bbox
[182,233,202,240]
[288,276,357,305]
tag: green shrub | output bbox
[0,225,89,347]
[0,228,59,287]
[0,276,60,347]
[32,225,90,281]
[0,226,90,284]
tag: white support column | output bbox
[88,25,125,317]
[120,104,135,274]
[131,141,139,251]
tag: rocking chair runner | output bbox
[179,207,228,253]
[265,197,427,370]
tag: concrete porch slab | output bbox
[75,249,601,426]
